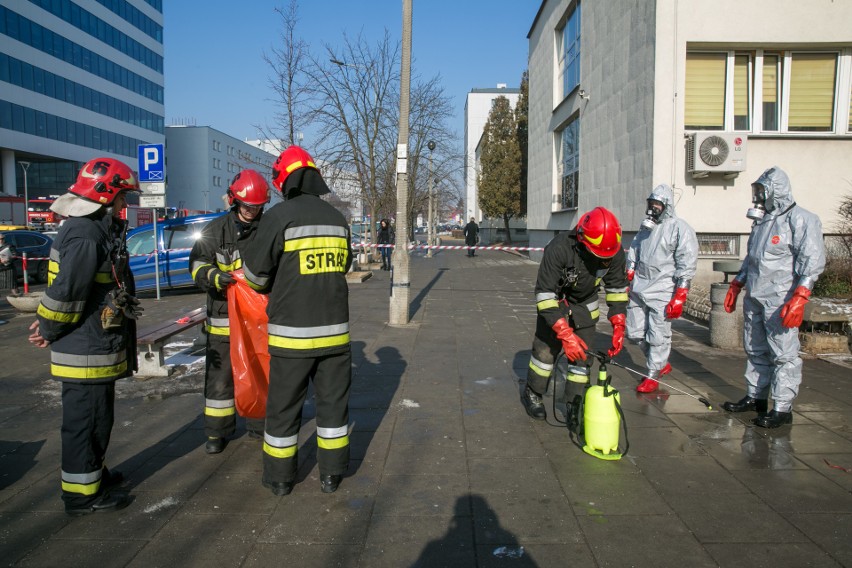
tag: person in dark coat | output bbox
[377,219,394,270]
[463,217,479,257]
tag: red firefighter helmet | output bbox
[227,169,270,206]
[576,207,622,258]
[271,145,318,191]
[70,157,139,205]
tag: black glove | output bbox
[210,268,235,291]
[113,289,144,320]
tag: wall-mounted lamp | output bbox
[578,89,590,100]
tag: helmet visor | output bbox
[751,183,767,205]
[646,199,665,219]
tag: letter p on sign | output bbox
[144,148,159,169]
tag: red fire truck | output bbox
[27,197,63,230]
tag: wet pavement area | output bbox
[0,246,851,567]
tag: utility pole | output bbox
[389,0,412,326]
[426,140,435,258]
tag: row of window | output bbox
[685,50,852,134]
[0,160,79,196]
[558,3,581,101]
[1,53,164,134]
[28,0,162,72]
[1,6,164,103]
[557,116,579,210]
[94,0,162,42]
[1,99,147,158]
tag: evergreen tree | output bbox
[478,96,521,243]
[516,70,529,217]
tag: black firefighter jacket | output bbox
[189,210,260,338]
[534,231,629,331]
[242,193,352,358]
[37,214,136,383]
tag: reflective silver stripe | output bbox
[605,286,628,294]
[585,299,599,312]
[62,469,102,484]
[317,425,348,438]
[285,225,347,239]
[596,268,608,278]
[530,356,553,372]
[39,295,86,314]
[264,432,299,447]
[191,260,210,273]
[535,292,557,302]
[51,351,126,366]
[267,322,349,338]
[206,398,235,408]
[209,317,229,328]
[50,249,61,261]
[566,365,589,376]
[215,250,242,264]
[242,264,268,288]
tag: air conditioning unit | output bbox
[686,132,747,175]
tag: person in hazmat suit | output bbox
[722,167,825,428]
[189,170,270,454]
[522,207,629,429]
[242,146,353,496]
[28,157,141,515]
[626,184,698,392]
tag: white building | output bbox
[527,0,852,287]
[0,0,164,216]
[464,86,520,223]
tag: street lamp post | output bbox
[389,0,412,326]
[426,140,435,258]
[18,161,30,227]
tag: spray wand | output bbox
[585,351,714,410]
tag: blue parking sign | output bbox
[138,144,165,182]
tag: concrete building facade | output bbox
[527,0,852,287]
[0,0,164,217]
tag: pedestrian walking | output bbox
[242,146,353,496]
[377,218,394,270]
[722,167,825,428]
[464,217,479,257]
[626,184,698,392]
[189,170,270,454]
[28,157,141,515]
[522,207,629,430]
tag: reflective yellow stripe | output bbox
[191,262,212,280]
[537,299,559,311]
[590,309,600,320]
[61,480,100,496]
[51,360,128,380]
[268,333,350,350]
[37,303,81,323]
[207,325,230,336]
[606,292,629,302]
[94,272,113,284]
[317,435,349,450]
[263,441,297,458]
[529,360,552,377]
[216,259,241,272]
[205,406,236,417]
[567,373,590,384]
[284,236,348,252]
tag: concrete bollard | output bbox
[709,282,743,349]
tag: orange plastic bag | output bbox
[227,270,270,419]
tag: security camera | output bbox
[578,89,589,100]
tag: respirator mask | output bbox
[746,183,767,221]
[640,198,665,230]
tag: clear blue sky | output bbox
[163,1,533,143]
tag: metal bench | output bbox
[136,306,206,377]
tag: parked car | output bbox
[0,229,52,283]
[126,212,226,292]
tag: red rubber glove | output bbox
[780,286,811,328]
[724,280,744,313]
[552,318,588,362]
[626,269,635,282]
[607,313,626,357]
[665,287,688,320]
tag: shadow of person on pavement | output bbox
[412,494,538,567]
[0,439,45,490]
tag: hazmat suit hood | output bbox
[753,167,794,214]
[281,168,331,200]
[647,183,676,222]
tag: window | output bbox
[686,49,847,134]
[697,234,739,257]
[556,116,580,211]
[127,229,155,255]
[557,3,581,100]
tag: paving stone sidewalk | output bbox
[1,248,850,567]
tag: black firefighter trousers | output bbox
[263,351,351,485]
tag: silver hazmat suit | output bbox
[626,184,698,377]
[735,167,825,412]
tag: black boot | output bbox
[753,409,793,429]
[521,386,546,420]
[263,479,294,496]
[205,437,227,454]
[722,396,768,414]
[320,474,342,493]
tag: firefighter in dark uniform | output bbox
[243,146,353,496]
[28,157,141,515]
[521,207,629,428]
[189,170,270,454]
